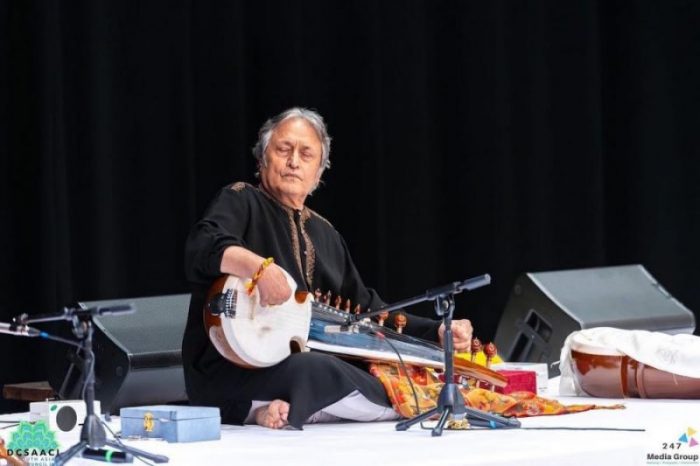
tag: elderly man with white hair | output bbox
[182,108,473,429]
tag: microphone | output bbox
[351,274,491,322]
[71,304,135,317]
[12,303,136,327]
[0,322,41,337]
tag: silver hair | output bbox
[252,107,332,180]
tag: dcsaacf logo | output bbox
[646,427,699,465]
[5,421,60,466]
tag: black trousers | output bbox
[188,350,391,429]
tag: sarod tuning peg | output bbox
[470,337,482,363]
[378,310,389,327]
[394,313,407,334]
[344,299,352,313]
[483,342,498,391]
[468,337,483,389]
[334,295,342,310]
[484,342,497,368]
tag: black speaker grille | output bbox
[530,265,692,330]
[88,294,190,355]
[56,405,78,432]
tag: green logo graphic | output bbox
[7,421,60,457]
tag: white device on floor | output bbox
[29,400,101,433]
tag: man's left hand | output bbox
[438,319,473,352]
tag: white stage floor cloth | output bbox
[2,378,699,466]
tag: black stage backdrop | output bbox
[1,1,699,413]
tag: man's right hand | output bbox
[255,263,293,307]
[220,246,293,306]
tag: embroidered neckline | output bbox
[299,214,316,287]
[257,184,315,288]
[230,181,249,192]
[258,184,310,218]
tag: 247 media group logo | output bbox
[647,427,699,465]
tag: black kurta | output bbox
[183,182,440,428]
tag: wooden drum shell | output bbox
[570,349,700,399]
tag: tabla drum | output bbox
[569,338,700,399]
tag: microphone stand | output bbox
[383,275,520,436]
[16,304,169,465]
[350,274,492,322]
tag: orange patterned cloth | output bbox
[369,363,624,419]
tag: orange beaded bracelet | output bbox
[246,257,274,295]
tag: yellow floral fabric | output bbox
[369,362,624,419]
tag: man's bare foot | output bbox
[254,399,290,429]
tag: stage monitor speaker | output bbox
[494,265,695,377]
[49,294,191,414]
